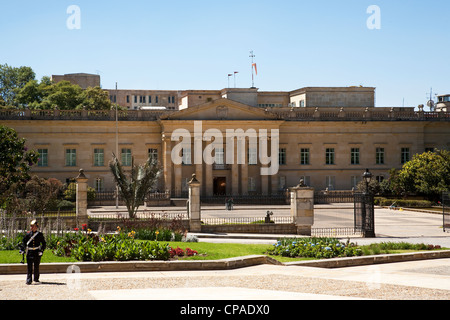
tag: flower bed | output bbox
[267,237,362,259]
[48,227,201,262]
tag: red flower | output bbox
[74,228,79,231]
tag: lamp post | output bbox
[361,168,375,238]
[362,168,373,194]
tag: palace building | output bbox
[2,85,449,197]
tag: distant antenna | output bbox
[250,50,256,88]
[426,87,435,111]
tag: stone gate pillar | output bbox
[76,169,89,227]
[290,179,314,236]
[188,174,202,232]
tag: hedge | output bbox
[375,197,433,208]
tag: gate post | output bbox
[188,174,202,232]
[75,169,89,227]
[290,179,314,236]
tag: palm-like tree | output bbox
[109,154,161,218]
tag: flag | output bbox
[252,63,258,76]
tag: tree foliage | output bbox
[1,64,111,110]
[0,64,35,106]
[398,150,450,200]
[381,150,450,200]
[0,125,39,210]
[109,154,161,218]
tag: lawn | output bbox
[0,240,446,264]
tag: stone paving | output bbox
[1,205,449,301]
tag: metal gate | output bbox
[354,192,375,238]
[312,191,374,238]
[443,192,450,232]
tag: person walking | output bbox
[21,220,46,285]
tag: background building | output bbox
[2,86,449,197]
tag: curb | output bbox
[0,255,278,275]
[284,250,450,268]
[1,250,449,275]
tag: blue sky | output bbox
[1,0,449,107]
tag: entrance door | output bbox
[213,177,227,195]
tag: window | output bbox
[279,148,286,165]
[248,147,257,165]
[351,176,361,189]
[182,178,189,193]
[278,176,286,191]
[300,148,310,165]
[351,148,360,165]
[155,96,159,104]
[376,175,385,183]
[325,148,335,165]
[134,96,137,103]
[94,148,104,167]
[326,176,335,190]
[126,95,130,103]
[215,148,224,165]
[65,149,76,167]
[37,149,48,167]
[95,177,104,192]
[148,148,158,162]
[182,148,191,165]
[376,147,385,165]
[425,147,435,153]
[121,148,132,166]
[148,96,152,104]
[401,148,410,164]
[248,177,256,192]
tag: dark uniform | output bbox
[22,222,46,285]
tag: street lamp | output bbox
[362,168,372,194]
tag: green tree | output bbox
[79,86,112,110]
[15,76,53,109]
[24,176,64,215]
[109,154,161,218]
[398,150,450,200]
[45,80,83,110]
[0,125,39,210]
[0,64,35,106]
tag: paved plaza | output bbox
[1,205,449,302]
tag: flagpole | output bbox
[249,50,255,88]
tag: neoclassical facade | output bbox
[2,87,449,196]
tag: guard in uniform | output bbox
[21,220,46,285]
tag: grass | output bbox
[0,240,446,264]
[0,250,77,264]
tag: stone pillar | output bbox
[289,179,314,236]
[75,169,89,227]
[188,174,202,232]
[162,136,172,194]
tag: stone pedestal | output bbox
[188,174,202,232]
[76,169,89,226]
[290,181,314,236]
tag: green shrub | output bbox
[267,237,362,259]
[375,197,433,208]
[50,230,171,262]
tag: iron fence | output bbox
[311,227,363,237]
[314,191,355,204]
[201,216,293,226]
[201,193,289,205]
[354,192,375,237]
[443,192,450,232]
